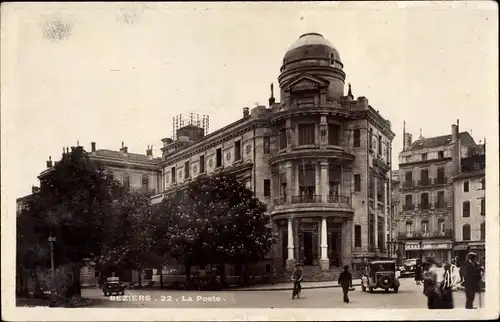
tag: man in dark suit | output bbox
[338,265,353,303]
[464,252,482,309]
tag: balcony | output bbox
[398,229,453,240]
[292,194,322,204]
[432,177,448,186]
[327,195,351,208]
[417,179,432,187]
[433,201,448,210]
[418,203,431,211]
[402,204,416,211]
[274,197,287,206]
[402,181,415,190]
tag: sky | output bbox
[2,2,498,200]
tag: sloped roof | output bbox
[90,149,157,164]
[406,132,475,151]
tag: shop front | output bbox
[453,241,485,265]
[404,240,453,263]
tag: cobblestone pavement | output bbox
[82,278,479,309]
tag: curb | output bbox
[229,283,362,292]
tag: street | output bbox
[82,278,475,309]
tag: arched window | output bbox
[462,224,471,241]
[462,201,470,217]
[142,176,149,192]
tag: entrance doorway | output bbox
[329,231,341,267]
[303,232,313,265]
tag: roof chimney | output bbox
[243,107,250,118]
[46,156,53,168]
[268,83,276,107]
[120,141,128,154]
[31,186,40,194]
[404,133,413,150]
[91,142,96,152]
[451,124,458,142]
[146,145,153,159]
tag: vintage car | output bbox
[400,258,419,277]
[102,277,125,296]
[361,260,400,293]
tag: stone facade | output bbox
[452,145,485,264]
[396,122,477,264]
[154,33,395,278]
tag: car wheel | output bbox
[361,285,366,292]
[369,287,374,293]
[394,287,399,293]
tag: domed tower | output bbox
[269,33,355,274]
[278,33,346,108]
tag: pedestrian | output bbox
[422,257,440,309]
[414,259,422,285]
[291,264,303,300]
[338,265,353,303]
[464,252,482,309]
[439,263,454,309]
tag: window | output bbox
[405,171,413,187]
[328,124,340,145]
[298,124,315,145]
[437,167,445,184]
[480,198,485,215]
[405,156,411,163]
[263,136,270,154]
[438,219,445,233]
[406,221,412,234]
[170,167,175,183]
[420,169,429,185]
[437,191,445,208]
[354,225,362,247]
[421,220,429,233]
[378,135,382,154]
[353,129,360,147]
[405,195,413,210]
[480,222,485,240]
[438,151,444,159]
[420,193,429,210]
[462,201,470,217]
[264,179,271,197]
[184,161,190,179]
[421,153,428,161]
[463,180,469,192]
[142,177,149,191]
[123,174,130,189]
[369,128,373,150]
[216,148,222,167]
[199,155,205,173]
[279,128,287,149]
[462,224,471,241]
[354,174,361,192]
[369,214,375,248]
[234,140,241,161]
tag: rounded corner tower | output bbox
[277,33,346,107]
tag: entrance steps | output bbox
[277,265,343,282]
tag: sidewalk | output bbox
[230,279,362,291]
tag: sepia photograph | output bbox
[1,1,498,321]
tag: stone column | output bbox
[320,114,328,147]
[285,161,293,203]
[286,217,296,271]
[320,217,329,271]
[342,218,353,267]
[315,162,321,196]
[374,174,379,251]
[320,160,329,203]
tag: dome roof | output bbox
[283,33,341,64]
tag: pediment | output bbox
[283,74,330,91]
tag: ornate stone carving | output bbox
[226,151,231,161]
[193,165,197,174]
[320,124,327,143]
[246,144,252,154]
[208,158,213,168]
[286,127,293,145]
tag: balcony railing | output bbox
[327,195,351,207]
[433,201,448,209]
[403,204,416,211]
[291,194,322,204]
[418,203,431,211]
[402,181,414,189]
[417,179,431,187]
[274,197,287,206]
[433,177,447,185]
[398,229,453,240]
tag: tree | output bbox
[175,173,275,285]
[20,146,120,298]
